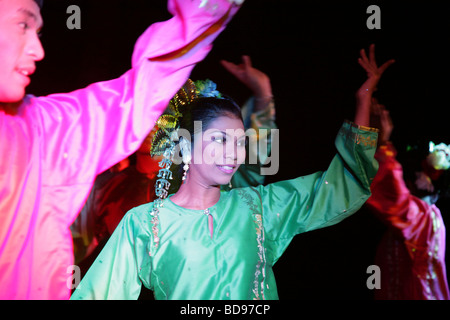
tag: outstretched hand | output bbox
[354,44,394,127]
[220,55,272,99]
[357,44,395,98]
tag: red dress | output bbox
[366,143,450,299]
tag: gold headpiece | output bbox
[149,79,198,251]
[150,79,197,156]
[149,79,223,252]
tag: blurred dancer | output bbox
[366,101,450,299]
[0,0,242,299]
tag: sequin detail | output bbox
[238,188,266,300]
[150,144,176,254]
[253,213,266,300]
[338,121,378,148]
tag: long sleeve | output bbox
[365,142,435,237]
[256,121,378,263]
[70,208,151,300]
[0,0,242,300]
[36,0,241,194]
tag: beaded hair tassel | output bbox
[148,79,223,252]
[150,143,176,251]
[149,79,197,251]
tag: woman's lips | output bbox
[216,164,236,174]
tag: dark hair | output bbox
[167,96,243,194]
[178,96,243,142]
[398,139,450,201]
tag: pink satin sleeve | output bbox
[37,0,240,186]
[0,0,241,299]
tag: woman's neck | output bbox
[170,178,221,210]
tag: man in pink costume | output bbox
[0,0,242,299]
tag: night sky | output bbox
[28,0,449,300]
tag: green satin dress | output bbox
[70,121,378,300]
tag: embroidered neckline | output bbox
[148,189,267,300]
[148,194,223,255]
[166,193,222,213]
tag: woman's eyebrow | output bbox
[211,130,246,140]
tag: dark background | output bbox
[28,0,449,299]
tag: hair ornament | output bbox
[194,79,223,98]
[150,79,197,156]
[148,79,223,251]
[428,141,450,171]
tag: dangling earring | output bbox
[182,162,189,181]
[228,181,232,188]
[179,136,191,183]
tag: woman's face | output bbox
[189,115,246,187]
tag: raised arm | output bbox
[355,44,394,127]
[221,55,276,187]
[253,120,379,262]
[365,103,424,231]
[250,47,392,261]
[35,0,243,194]
[221,55,273,112]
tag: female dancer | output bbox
[71,45,392,300]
